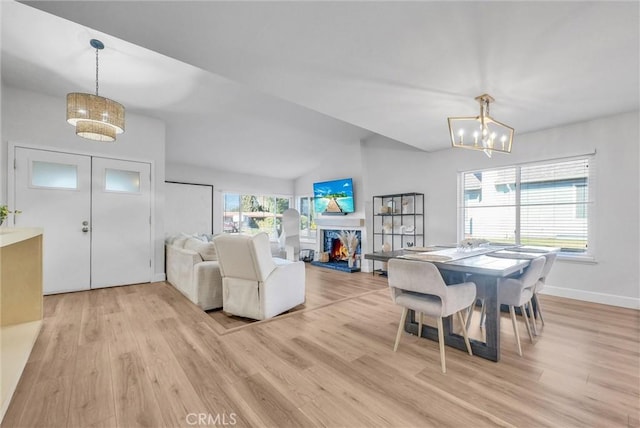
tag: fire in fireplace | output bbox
[330,237,350,262]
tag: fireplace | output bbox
[311,229,362,272]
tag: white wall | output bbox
[361,112,640,308]
[166,162,294,235]
[294,141,365,216]
[8,79,635,307]
[294,140,368,258]
[1,84,167,281]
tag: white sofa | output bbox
[213,232,306,320]
[165,235,223,310]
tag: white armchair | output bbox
[213,232,306,320]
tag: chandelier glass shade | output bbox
[66,39,125,142]
[448,94,513,158]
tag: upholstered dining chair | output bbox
[494,256,546,356]
[532,252,557,327]
[467,256,546,356]
[387,258,476,373]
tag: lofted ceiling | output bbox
[3,1,639,179]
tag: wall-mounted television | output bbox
[313,178,355,214]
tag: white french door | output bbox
[14,148,92,293]
[91,158,151,288]
[13,147,152,294]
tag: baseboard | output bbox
[153,273,167,282]
[543,285,640,309]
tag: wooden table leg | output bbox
[480,276,500,361]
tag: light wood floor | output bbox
[2,265,639,427]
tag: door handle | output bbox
[82,220,89,233]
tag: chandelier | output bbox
[67,39,125,142]
[448,94,513,157]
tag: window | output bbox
[298,196,317,240]
[31,161,77,189]
[462,167,516,245]
[105,168,140,193]
[222,193,291,239]
[460,156,592,256]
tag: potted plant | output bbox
[0,205,21,226]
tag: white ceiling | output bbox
[3,1,639,179]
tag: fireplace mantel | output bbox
[315,217,365,228]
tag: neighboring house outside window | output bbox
[459,156,592,258]
[223,193,292,240]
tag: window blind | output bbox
[520,158,590,251]
[460,156,592,254]
[462,168,517,244]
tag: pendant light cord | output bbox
[95,47,99,96]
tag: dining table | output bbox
[364,245,558,362]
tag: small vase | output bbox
[348,254,354,268]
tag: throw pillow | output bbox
[184,237,217,261]
[172,235,189,248]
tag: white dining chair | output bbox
[279,208,301,262]
[497,256,546,356]
[467,256,546,356]
[387,258,476,373]
[533,252,557,327]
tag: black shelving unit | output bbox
[371,192,424,275]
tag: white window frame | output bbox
[221,192,293,240]
[297,195,317,243]
[457,154,596,262]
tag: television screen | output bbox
[313,178,355,214]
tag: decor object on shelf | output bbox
[382,242,392,252]
[402,196,414,214]
[448,93,513,158]
[387,200,396,213]
[400,225,415,234]
[67,39,125,142]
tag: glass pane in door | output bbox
[105,168,141,193]
[31,161,78,189]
